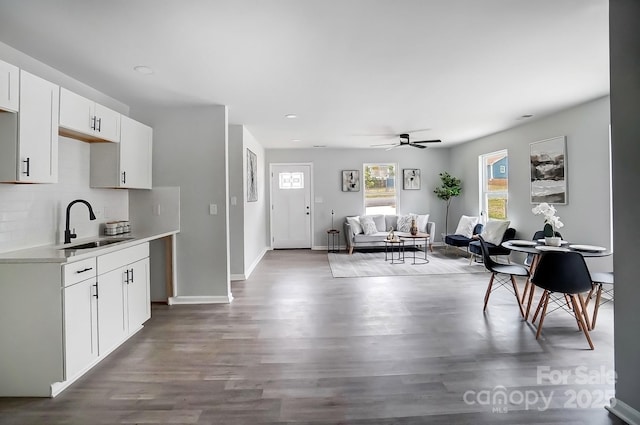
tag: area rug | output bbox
[328,248,488,278]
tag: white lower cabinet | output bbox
[96,255,149,356]
[0,242,150,397]
[63,278,98,380]
[96,243,150,356]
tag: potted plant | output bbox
[434,172,462,235]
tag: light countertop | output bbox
[0,229,179,264]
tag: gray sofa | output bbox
[344,214,435,254]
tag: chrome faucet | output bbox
[64,199,97,244]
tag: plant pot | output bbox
[545,236,562,247]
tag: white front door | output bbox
[271,164,312,249]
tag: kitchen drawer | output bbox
[63,258,97,287]
[97,243,149,275]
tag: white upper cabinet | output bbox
[0,59,19,112]
[90,115,152,189]
[0,70,59,183]
[59,88,120,143]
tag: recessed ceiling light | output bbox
[313,145,326,148]
[521,114,534,118]
[285,114,297,119]
[292,139,301,142]
[134,65,154,75]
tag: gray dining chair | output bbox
[477,236,528,317]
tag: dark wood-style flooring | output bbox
[0,249,624,424]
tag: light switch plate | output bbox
[209,204,217,215]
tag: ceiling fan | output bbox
[371,133,442,150]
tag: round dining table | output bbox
[501,240,611,322]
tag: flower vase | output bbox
[410,218,418,236]
[545,236,562,247]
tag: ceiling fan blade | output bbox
[385,145,401,151]
[411,139,442,144]
[410,143,427,149]
[371,142,398,147]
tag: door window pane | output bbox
[279,172,304,189]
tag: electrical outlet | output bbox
[154,204,161,216]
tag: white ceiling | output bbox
[0,0,609,149]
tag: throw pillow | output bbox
[359,215,378,235]
[396,214,415,232]
[417,214,430,233]
[480,220,511,245]
[346,216,363,234]
[454,215,478,238]
[371,214,386,232]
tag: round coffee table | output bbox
[401,233,430,264]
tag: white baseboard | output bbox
[231,247,268,281]
[168,295,232,305]
[607,398,640,425]
[245,247,267,278]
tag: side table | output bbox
[384,239,405,264]
[327,229,340,253]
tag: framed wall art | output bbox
[403,169,421,190]
[530,136,567,204]
[342,170,360,192]
[247,149,258,202]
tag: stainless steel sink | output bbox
[61,237,134,250]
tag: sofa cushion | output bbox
[353,232,389,243]
[346,216,363,234]
[372,214,386,231]
[359,216,378,235]
[385,215,398,231]
[480,220,511,246]
[454,215,478,238]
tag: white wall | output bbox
[228,125,268,280]
[242,127,268,276]
[266,147,450,248]
[448,96,612,271]
[610,0,640,419]
[131,105,231,302]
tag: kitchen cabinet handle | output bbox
[124,269,130,284]
[96,117,102,132]
[90,116,96,131]
[76,267,93,274]
[121,171,126,184]
[22,158,30,176]
[130,268,134,283]
[93,283,99,299]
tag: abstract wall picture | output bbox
[403,169,421,190]
[530,136,567,204]
[247,149,258,202]
[342,170,360,192]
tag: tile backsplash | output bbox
[0,137,128,253]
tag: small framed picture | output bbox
[342,170,360,192]
[403,169,421,190]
